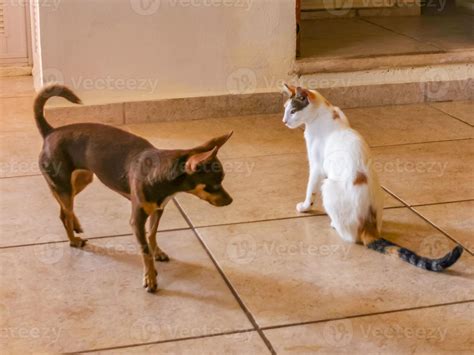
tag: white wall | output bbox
[37,0,295,101]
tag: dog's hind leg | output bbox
[70,169,94,233]
[148,210,169,262]
[54,190,87,248]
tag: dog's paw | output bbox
[69,237,87,248]
[143,273,158,293]
[155,251,170,262]
[296,201,312,213]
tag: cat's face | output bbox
[282,85,318,129]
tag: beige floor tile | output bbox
[300,18,439,59]
[0,76,35,98]
[0,175,188,247]
[366,15,474,51]
[176,154,402,227]
[0,130,43,178]
[197,208,473,327]
[373,140,474,205]
[414,201,474,254]
[347,104,473,147]
[0,97,38,133]
[429,101,474,126]
[0,233,252,353]
[265,302,474,354]
[95,332,269,354]
[127,114,305,159]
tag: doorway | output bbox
[296,0,473,61]
[0,1,32,71]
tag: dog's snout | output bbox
[214,189,233,206]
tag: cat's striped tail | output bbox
[361,209,463,271]
[366,238,463,271]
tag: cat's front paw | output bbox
[296,201,312,213]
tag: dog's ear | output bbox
[283,83,296,98]
[192,131,233,153]
[185,146,218,174]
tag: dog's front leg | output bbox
[131,205,157,293]
[148,210,170,262]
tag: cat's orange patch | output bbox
[353,171,368,185]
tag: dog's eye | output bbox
[290,109,296,114]
[205,184,221,193]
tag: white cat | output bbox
[282,84,462,271]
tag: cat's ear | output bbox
[282,83,296,98]
[297,87,318,103]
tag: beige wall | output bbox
[37,0,295,101]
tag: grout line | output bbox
[411,199,474,208]
[174,203,405,231]
[427,103,474,127]
[75,328,257,354]
[359,18,446,52]
[172,198,277,355]
[370,137,472,149]
[261,299,474,332]
[0,227,191,251]
[0,173,42,180]
[381,186,473,256]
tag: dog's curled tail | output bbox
[34,84,82,138]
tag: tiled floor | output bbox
[300,14,474,58]
[1,77,473,353]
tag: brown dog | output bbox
[34,85,233,292]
